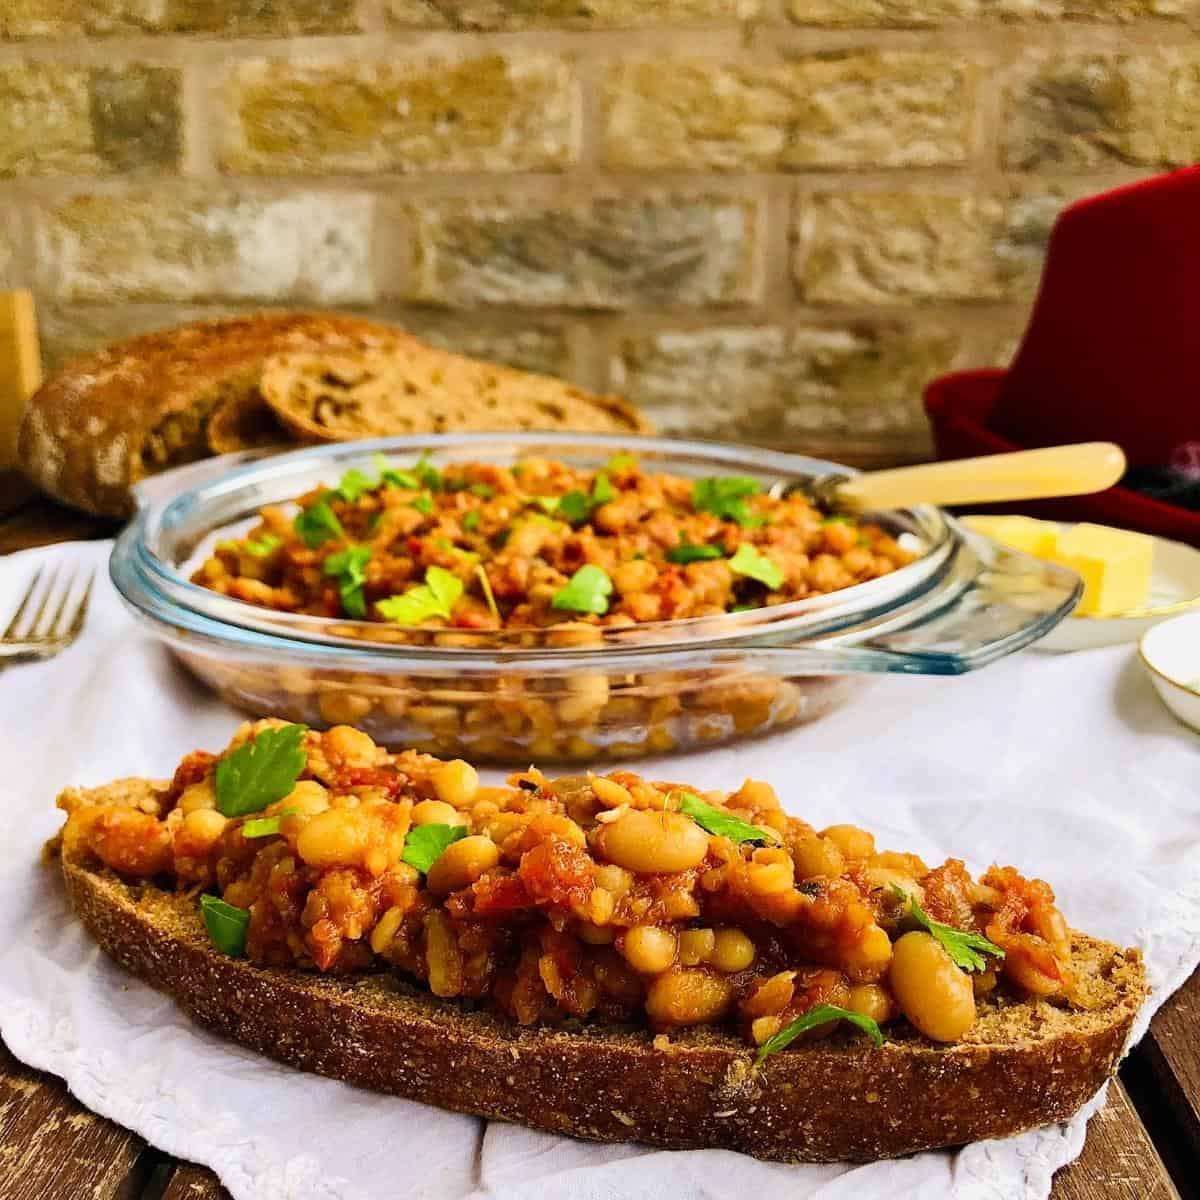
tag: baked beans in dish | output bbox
[59,722,1102,1052]
[191,454,914,628]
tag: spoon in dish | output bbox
[804,442,1126,514]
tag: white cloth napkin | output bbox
[1,540,1197,1200]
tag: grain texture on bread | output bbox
[19,313,407,517]
[57,781,1146,1165]
[262,345,651,441]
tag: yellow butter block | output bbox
[1051,523,1153,616]
[962,515,1060,559]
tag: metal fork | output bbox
[0,566,95,662]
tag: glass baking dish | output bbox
[110,434,1081,762]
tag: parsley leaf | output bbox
[324,545,372,619]
[666,541,724,565]
[898,887,1006,972]
[377,565,464,625]
[375,453,420,491]
[755,1004,884,1064]
[412,494,434,516]
[402,823,468,874]
[693,476,764,528]
[729,543,784,590]
[469,483,495,499]
[591,472,615,505]
[462,510,482,532]
[555,490,593,525]
[336,468,378,503]
[551,565,612,615]
[200,895,250,958]
[244,532,282,558]
[730,603,757,613]
[242,808,297,839]
[215,724,308,818]
[606,453,637,472]
[293,495,344,549]
[535,474,615,526]
[676,792,774,844]
[412,453,442,491]
[372,452,440,491]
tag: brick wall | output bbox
[1,1,1196,466]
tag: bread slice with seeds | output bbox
[261,344,651,442]
[55,778,1146,1165]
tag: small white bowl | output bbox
[1139,611,1200,732]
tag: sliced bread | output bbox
[262,344,651,441]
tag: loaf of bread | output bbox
[262,344,650,442]
[19,313,406,517]
[19,312,650,518]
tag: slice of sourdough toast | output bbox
[57,783,1146,1164]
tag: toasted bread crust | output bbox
[57,783,1146,1164]
[19,312,649,518]
[19,312,407,517]
[262,345,651,443]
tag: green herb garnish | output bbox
[555,490,593,525]
[462,510,481,532]
[823,514,853,525]
[200,894,250,957]
[551,565,612,615]
[241,808,297,839]
[215,724,308,818]
[535,474,616,526]
[377,565,464,625]
[412,494,434,516]
[676,792,774,844]
[729,543,784,590]
[376,454,420,491]
[293,495,344,549]
[897,887,1006,972]
[692,476,763,528]
[244,532,282,558]
[591,472,615,505]
[435,538,479,563]
[476,565,500,622]
[730,603,757,613]
[666,541,724,565]
[324,545,372,619]
[402,823,468,874]
[336,468,378,503]
[755,1004,884,1064]
[469,483,495,500]
[412,453,442,491]
[606,453,636,472]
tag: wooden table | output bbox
[1,489,1197,1200]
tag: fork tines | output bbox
[1,565,95,654]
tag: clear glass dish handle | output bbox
[730,531,1081,676]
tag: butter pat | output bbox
[1052,523,1153,616]
[963,515,1060,558]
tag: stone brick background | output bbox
[2,1,1197,466]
